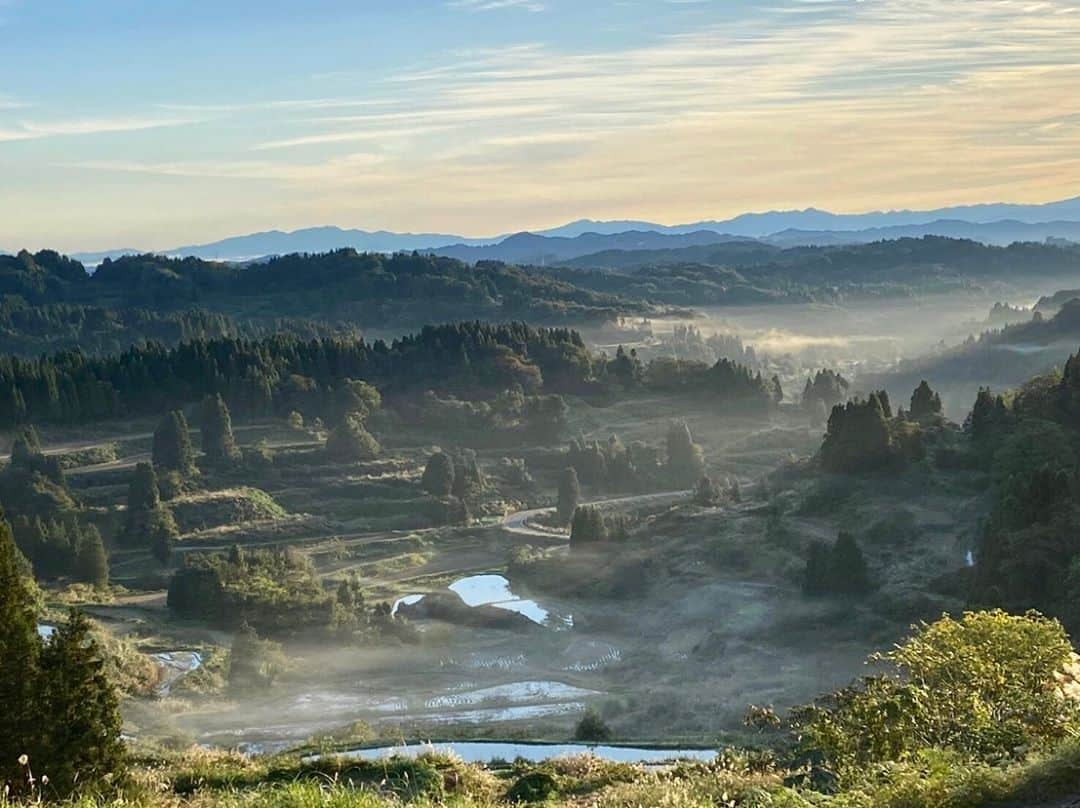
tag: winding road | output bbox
[500,490,691,539]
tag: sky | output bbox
[2,0,1080,252]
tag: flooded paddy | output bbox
[322,741,718,764]
[396,574,572,627]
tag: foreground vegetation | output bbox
[5,593,1080,806]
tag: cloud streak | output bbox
[0,114,200,143]
[7,0,1080,248]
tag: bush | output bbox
[792,610,1080,785]
[325,416,381,462]
[507,770,559,803]
[575,707,613,742]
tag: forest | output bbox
[3,241,1080,808]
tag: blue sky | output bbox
[2,0,1079,251]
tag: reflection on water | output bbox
[392,594,424,615]
[37,624,56,640]
[152,651,203,696]
[449,574,571,627]
[425,680,598,709]
[325,741,718,764]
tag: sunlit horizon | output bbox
[3,0,1080,252]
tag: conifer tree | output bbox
[75,525,109,589]
[557,467,581,525]
[910,380,943,420]
[153,410,195,476]
[0,518,42,789]
[151,521,176,566]
[200,394,240,466]
[694,475,721,506]
[570,506,608,551]
[421,452,455,497]
[820,397,893,473]
[126,462,161,516]
[803,532,872,597]
[39,609,125,797]
[124,463,179,563]
[10,424,42,467]
[666,421,706,487]
[452,450,485,499]
[831,531,871,595]
[966,388,1009,441]
[802,541,832,596]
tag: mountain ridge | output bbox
[42,193,1080,265]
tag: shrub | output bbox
[792,610,1080,784]
[575,707,613,742]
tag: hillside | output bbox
[872,299,1080,413]
[0,249,664,351]
[553,237,1080,306]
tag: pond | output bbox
[323,741,718,764]
[449,574,571,627]
[152,651,203,696]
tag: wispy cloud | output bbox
[9,0,1080,247]
[0,115,200,143]
[448,0,546,12]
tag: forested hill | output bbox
[0,321,780,428]
[551,236,1080,304]
[873,298,1080,398]
[0,249,658,332]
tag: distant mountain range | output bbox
[425,230,755,265]
[43,194,1080,266]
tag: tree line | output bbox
[0,321,780,429]
[0,248,651,327]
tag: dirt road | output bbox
[501,490,691,539]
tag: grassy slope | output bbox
[14,738,1080,808]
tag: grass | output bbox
[10,694,1080,808]
[170,487,288,533]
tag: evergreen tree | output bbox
[151,520,176,566]
[831,531,871,595]
[694,475,721,506]
[910,380,943,420]
[557,467,582,525]
[820,397,894,473]
[666,421,706,487]
[126,462,160,516]
[452,450,486,499]
[803,532,872,597]
[200,394,240,466]
[0,517,42,790]
[336,578,356,609]
[803,541,832,596]
[570,506,608,551]
[34,520,75,580]
[611,345,642,388]
[965,388,1010,441]
[152,410,195,476]
[421,452,455,497]
[873,390,893,419]
[75,526,109,589]
[803,370,850,413]
[38,609,125,797]
[10,424,42,468]
[124,463,179,562]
